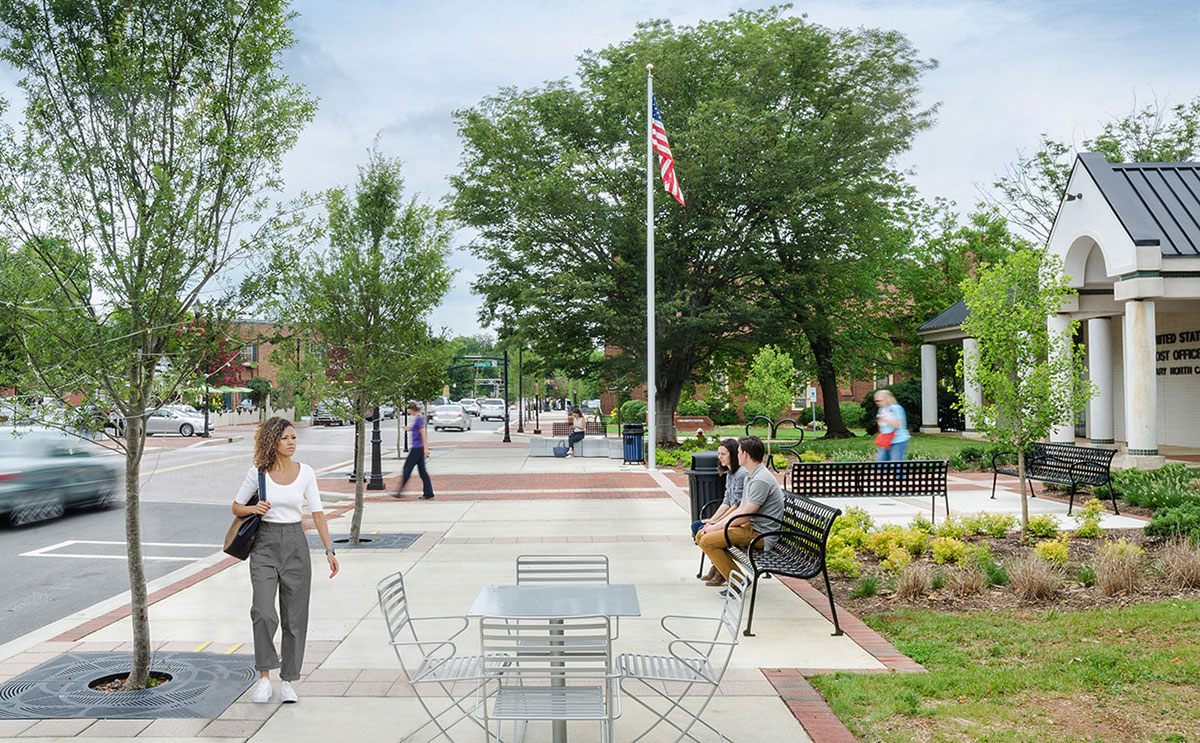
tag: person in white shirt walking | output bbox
[233,417,339,704]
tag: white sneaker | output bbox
[280,680,299,704]
[250,677,273,703]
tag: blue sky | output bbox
[7,1,1198,336]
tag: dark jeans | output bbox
[568,431,585,452]
[691,519,704,537]
[399,447,434,498]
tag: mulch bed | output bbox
[813,528,1200,615]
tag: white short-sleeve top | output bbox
[234,463,324,523]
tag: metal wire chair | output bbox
[478,614,620,743]
[376,570,496,743]
[617,570,749,742]
[516,554,610,585]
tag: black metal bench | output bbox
[722,493,842,638]
[790,460,950,522]
[550,421,607,437]
[744,415,804,471]
[990,442,1119,515]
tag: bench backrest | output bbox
[550,421,607,437]
[1027,443,1116,480]
[769,492,841,574]
[790,460,949,498]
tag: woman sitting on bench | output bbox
[694,438,747,586]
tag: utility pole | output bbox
[517,346,525,434]
[502,349,511,443]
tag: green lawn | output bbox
[810,601,1200,742]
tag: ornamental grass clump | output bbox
[849,574,878,599]
[1072,498,1106,538]
[896,562,932,600]
[1095,538,1144,596]
[945,565,987,597]
[1157,539,1200,589]
[1009,554,1062,600]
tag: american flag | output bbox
[651,96,685,206]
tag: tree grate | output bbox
[0,652,256,719]
[308,532,420,550]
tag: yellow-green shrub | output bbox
[864,525,905,558]
[900,529,930,557]
[1072,499,1105,538]
[1034,534,1070,567]
[963,512,1018,538]
[825,534,861,577]
[799,450,824,463]
[837,506,874,534]
[1025,514,1060,538]
[881,545,912,573]
[931,536,968,565]
[935,516,969,540]
[909,514,934,534]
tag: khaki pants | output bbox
[696,523,758,581]
[249,521,312,681]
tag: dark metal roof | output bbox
[1078,152,1200,256]
[917,299,968,333]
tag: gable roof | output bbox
[1077,152,1200,256]
[917,299,967,333]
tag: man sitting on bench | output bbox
[695,435,785,591]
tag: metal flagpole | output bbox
[646,64,656,471]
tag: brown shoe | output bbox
[699,566,718,582]
[705,574,727,587]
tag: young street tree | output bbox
[0,1,315,688]
[744,345,796,422]
[956,250,1092,530]
[283,145,452,543]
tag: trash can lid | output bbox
[689,450,720,471]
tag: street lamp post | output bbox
[502,349,511,443]
[367,407,384,490]
[517,347,525,434]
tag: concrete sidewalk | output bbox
[0,439,1133,742]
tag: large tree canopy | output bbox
[452,8,935,441]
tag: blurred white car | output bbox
[431,404,472,432]
[459,398,481,417]
[146,408,212,437]
[478,398,508,421]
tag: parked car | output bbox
[378,404,396,420]
[0,430,123,526]
[312,399,352,426]
[478,398,508,421]
[237,398,255,412]
[459,398,480,417]
[146,407,212,437]
[431,404,472,432]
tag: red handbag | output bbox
[874,431,895,448]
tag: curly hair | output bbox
[254,417,295,472]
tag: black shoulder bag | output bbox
[223,471,266,560]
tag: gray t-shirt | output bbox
[743,463,786,550]
[722,466,747,507]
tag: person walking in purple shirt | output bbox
[393,401,434,500]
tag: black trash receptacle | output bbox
[685,450,726,523]
[622,423,645,464]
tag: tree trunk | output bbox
[123,409,151,689]
[349,403,366,544]
[654,379,684,445]
[807,327,853,439]
[1017,448,1029,531]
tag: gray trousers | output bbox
[249,521,312,681]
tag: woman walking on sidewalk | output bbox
[394,401,435,499]
[233,417,339,705]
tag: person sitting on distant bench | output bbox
[567,408,586,457]
[694,438,747,586]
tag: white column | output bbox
[1087,317,1113,444]
[1048,313,1075,444]
[1123,300,1158,456]
[962,337,982,434]
[920,343,939,432]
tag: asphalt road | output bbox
[0,415,509,647]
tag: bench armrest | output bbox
[699,499,724,520]
[660,613,723,640]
